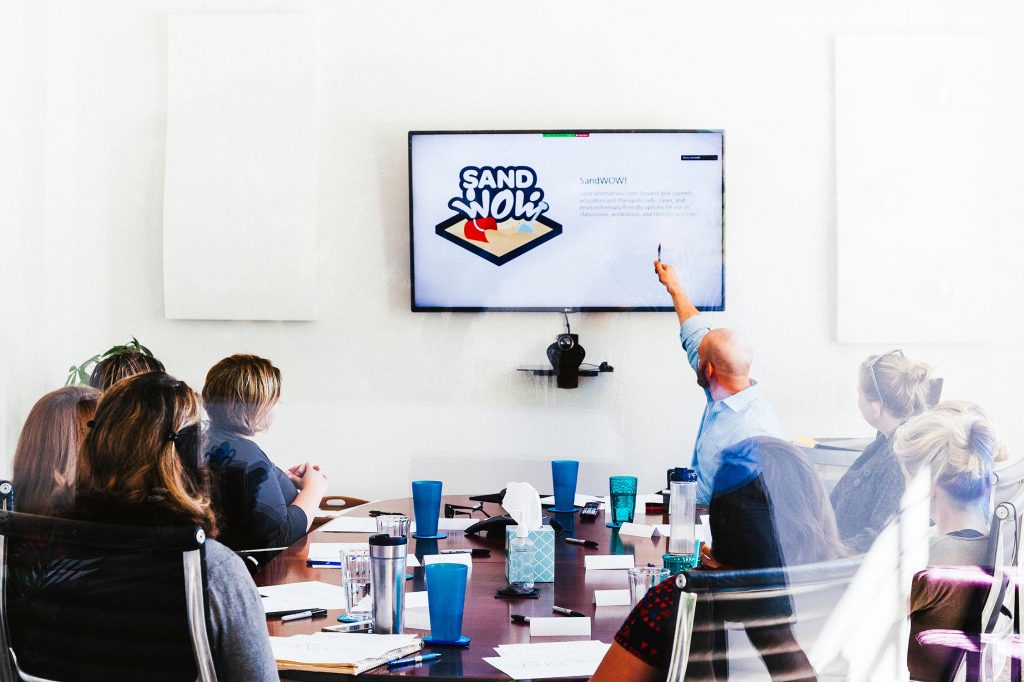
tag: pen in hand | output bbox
[657,242,661,262]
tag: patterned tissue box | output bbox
[504,525,555,583]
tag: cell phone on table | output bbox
[323,620,372,633]
[580,501,600,520]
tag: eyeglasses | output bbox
[444,502,491,519]
[867,349,904,410]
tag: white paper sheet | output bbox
[529,616,592,637]
[318,517,380,533]
[270,633,420,665]
[404,591,429,609]
[585,555,635,571]
[617,522,656,538]
[307,543,369,563]
[259,581,349,614]
[483,641,610,679]
[403,608,431,631]
[593,589,631,606]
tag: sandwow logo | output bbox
[435,165,563,265]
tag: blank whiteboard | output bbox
[163,14,318,320]
[835,34,996,343]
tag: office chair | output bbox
[0,511,217,681]
[939,483,1024,682]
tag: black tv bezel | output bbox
[408,129,725,313]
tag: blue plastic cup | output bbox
[607,475,638,528]
[550,459,580,512]
[411,480,444,539]
[425,563,467,642]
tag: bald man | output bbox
[655,260,785,504]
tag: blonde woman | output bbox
[12,386,100,516]
[73,372,276,679]
[831,350,935,552]
[893,401,995,681]
[202,354,328,553]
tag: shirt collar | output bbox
[717,380,761,412]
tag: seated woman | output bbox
[893,401,995,682]
[831,350,935,553]
[73,371,276,679]
[202,354,328,552]
[89,350,166,390]
[593,437,847,682]
[12,385,100,516]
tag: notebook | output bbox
[271,632,423,674]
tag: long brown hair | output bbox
[12,386,101,516]
[76,372,217,534]
[203,354,281,436]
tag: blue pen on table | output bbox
[387,652,442,668]
[306,560,341,567]
[280,608,327,622]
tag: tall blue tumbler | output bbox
[424,563,469,645]
[411,480,446,539]
[550,459,580,513]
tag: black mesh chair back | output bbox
[0,511,217,681]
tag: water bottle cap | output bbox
[682,469,697,483]
[368,533,408,546]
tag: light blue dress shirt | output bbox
[680,316,785,504]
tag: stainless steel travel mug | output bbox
[368,533,408,634]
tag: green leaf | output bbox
[138,343,153,356]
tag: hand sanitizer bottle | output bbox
[508,518,535,593]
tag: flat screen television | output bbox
[409,130,724,312]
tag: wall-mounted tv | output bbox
[409,130,724,312]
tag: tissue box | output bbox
[505,526,555,583]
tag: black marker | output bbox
[657,243,661,261]
[511,614,531,624]
[553,606,587,617]
[565,537,599,549]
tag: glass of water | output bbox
[375,514,410,539]
[340,549,372,616]
[627,566,671,607]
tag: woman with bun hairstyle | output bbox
[73,372,276,680]
[893,401,995,681]
[202,354,328,553]
[12,386,100,516]
[831,350,935,552]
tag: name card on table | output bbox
[618,522,657,538]
[529,616,592,637]
[585,555,635,571]
[403,608,431,631]
[404,591,429,609]
[593,589,631,606]
[318,516,379,533]
[423,553,473,576]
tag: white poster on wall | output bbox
[835,34,996,343]
[163,14,318,320]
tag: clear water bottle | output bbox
[508,521,535,593]
[668,469,697,558]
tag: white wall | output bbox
[4,0,1023,501]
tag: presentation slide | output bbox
[409,131,724,311]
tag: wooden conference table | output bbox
[259,495,700,680]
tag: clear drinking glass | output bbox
[340,549,372,615]
[376,514,411,538]
[627,566,671,607]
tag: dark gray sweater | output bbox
[829,433,906,553]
